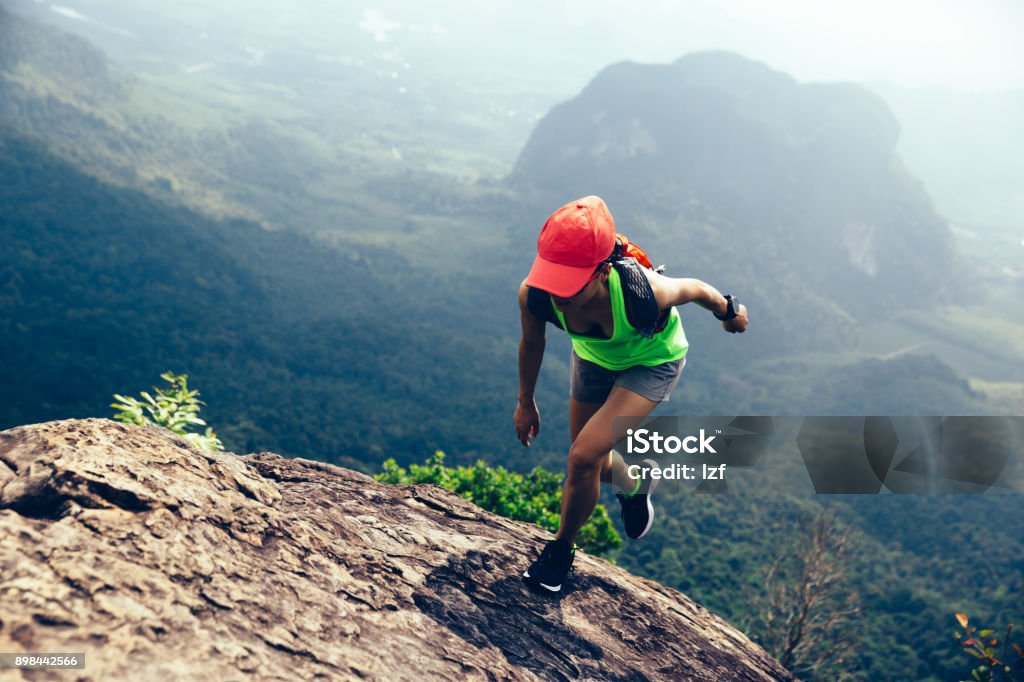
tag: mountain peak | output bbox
[670,50,798,87]
[0,418,794,680]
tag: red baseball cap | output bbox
[524,196,616,297]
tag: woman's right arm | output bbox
[515,281,547,446]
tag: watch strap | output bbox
[714,294,739,321]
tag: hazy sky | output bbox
[556,0,1024,91]
[13,0,1024,92]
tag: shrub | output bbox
[376,451,622,557]
[111,371,224,452]
[954,613,1023,682]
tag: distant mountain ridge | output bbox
[0,4,123,97]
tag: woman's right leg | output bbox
[569,349,633,491]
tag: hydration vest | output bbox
[526,256,671,339]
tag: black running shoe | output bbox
[522,538,576,594]
[616,458,659,539]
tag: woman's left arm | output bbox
[645,270,748,333]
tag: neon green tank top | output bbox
[552,267,688,371]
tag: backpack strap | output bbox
[526,286,564,330]
[526,261,669,337]
[612,258,670,338]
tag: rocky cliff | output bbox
[0,419,795,681]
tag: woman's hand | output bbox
[514,399,541,447]
[723,304,749,334]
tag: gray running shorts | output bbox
[569,347,686,404]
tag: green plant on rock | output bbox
[376,451,622,557]
[111,371,224,452]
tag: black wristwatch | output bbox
[714,294,740,321]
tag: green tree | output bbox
[111,372,224,452]
[376,451,622,557]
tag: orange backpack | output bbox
[614,233,664,273]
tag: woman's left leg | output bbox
[569,397,633,490]
[554,386,660,547]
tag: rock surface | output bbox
[0,419,795,681]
